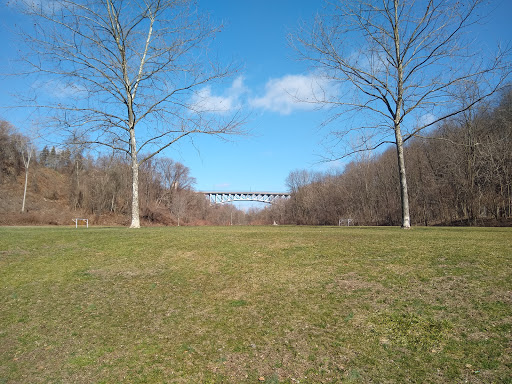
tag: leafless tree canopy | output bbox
[15,0,245,227]
[295,0,509,148]
[292,0,510,228]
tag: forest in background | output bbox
[259,88,512,227]
[1,88,511,227]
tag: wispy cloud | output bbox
[417,112,436,128]
[188,73,339,116]
[32,79,87,99]
[191,76,247,114]
[249,74,335,115]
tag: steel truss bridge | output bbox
[202,191,290,205]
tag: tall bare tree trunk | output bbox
[20,140,32,213]
[395,126,411,228]
[393,2,410,229]
[21,166,29,213]
[129,128,140,228]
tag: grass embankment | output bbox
[0,226,511,383]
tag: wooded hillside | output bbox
[0,121,249,226]
[258,89,512,226]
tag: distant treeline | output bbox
[0,122,251,226]
[257,88,512,226]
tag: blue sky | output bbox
[1,0,511,201]
[177,0,329,194]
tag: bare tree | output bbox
[285,169,316,194]
[293,0,510,228]
[171,190,189,226]
[157,157,196,193]
[20,138,34,213]
[15,0,244,227]
[10,123,40,213]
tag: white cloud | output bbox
[249,74,335,115]
[191,76,247,114]
[191,73,338,116]
[192,87,234,113]
[32,80,87,99]
[417,112,436,128]
[32,79,87,99]
[229,76,247,96]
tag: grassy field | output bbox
[0,226,511,383]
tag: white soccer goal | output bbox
[72,218,89,228]
[338,218,353,226]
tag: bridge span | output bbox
[202,191,290,205]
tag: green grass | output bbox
[0,226,511,383]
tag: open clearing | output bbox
[1,226,511,383]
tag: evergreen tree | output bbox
[39,146,49,167]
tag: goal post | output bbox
[72,218,89,228]
[338,218,353,226]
